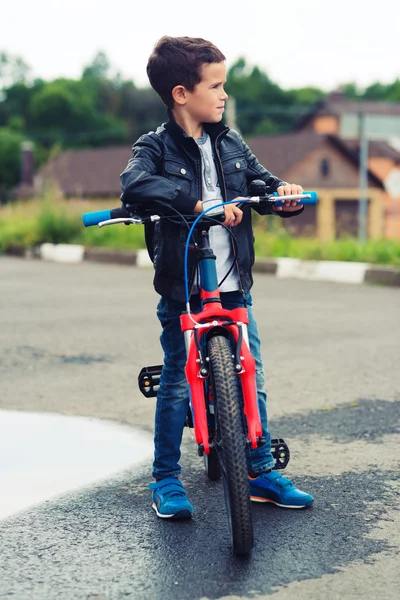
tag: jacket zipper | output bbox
[181,144,203,291]
[213,133,246,297]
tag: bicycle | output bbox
[82,180,318,556]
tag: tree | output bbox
[82,51,111,80]
[363,81,391,101]
[117,83,166,140]
[226,58,301,135]
[29,80,88,134]
[386,79,400,102]
[2,47,400,170]
[0,128,26,200]
[288,86,325,106]
[339,82,362,99]
[28,78,128,147]
[0,52,31,91]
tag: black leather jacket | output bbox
[120,114,302,302]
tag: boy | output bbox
[120,35,313,519]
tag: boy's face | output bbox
[184,62,228,124]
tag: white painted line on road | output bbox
[40,243,85,263]
[0,410,153,520]
[276,257,369,284]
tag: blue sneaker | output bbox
[149,478,194,519]
[249,471,313,508]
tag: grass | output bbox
[1,196,400,266]
[254,226,400,266]
[0,195,145,252]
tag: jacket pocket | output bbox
[164,161,194,194]
[221,156,247,196]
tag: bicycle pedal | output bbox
[271,438,290,470]
[138,365,163,398]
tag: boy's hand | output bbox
[223,198,245,226]
[273,184,304,212]
[194,198,244,226]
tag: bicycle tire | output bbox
[207,333,254,556]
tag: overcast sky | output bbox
[3,0,399,91]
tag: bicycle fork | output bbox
[180,229,263,455]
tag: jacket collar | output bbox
[164,109,229,152]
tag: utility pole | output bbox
[225,97,239,133]
[358,111,369,242]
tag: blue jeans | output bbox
[153,291,275,480]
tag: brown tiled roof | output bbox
[320,98,400,116]
[245,130,384,189]
[341,139,400,163]
[296,92,400,129]
[245,130,324,175]
[38,145,133,197]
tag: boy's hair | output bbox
[147,36,226,109]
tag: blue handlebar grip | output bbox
[273,191,318,205]
[82,210,112,227]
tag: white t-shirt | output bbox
[194,132,240,293]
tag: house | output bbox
[295,92,400,238]
[14,145,133,200]
[338,138,400,239]
[13,134,386,241]
[295,91,400,142]
[246,131,385,240]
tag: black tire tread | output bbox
[207,334,253,556]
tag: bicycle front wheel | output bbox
[207,333,253,556]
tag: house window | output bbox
[320,158,330,177]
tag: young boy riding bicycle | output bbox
[120,35,314,519]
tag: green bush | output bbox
[0,196,146,251]
[0,128,26,193]
[81,220,145,250]
[36,200,82,244]
[1,198,400,266]
[0,215,40,250]
[253,229,400,266]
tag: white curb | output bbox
[136,249,153,268]
[40,243,85,263]
[276,257,369,284]
[7,244,399,286]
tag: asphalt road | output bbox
[1,256,399,600]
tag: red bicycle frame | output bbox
[180,229,262,455]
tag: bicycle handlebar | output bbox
[82,191,318,228]
[272,191,318,206]
[82,206,130,227]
